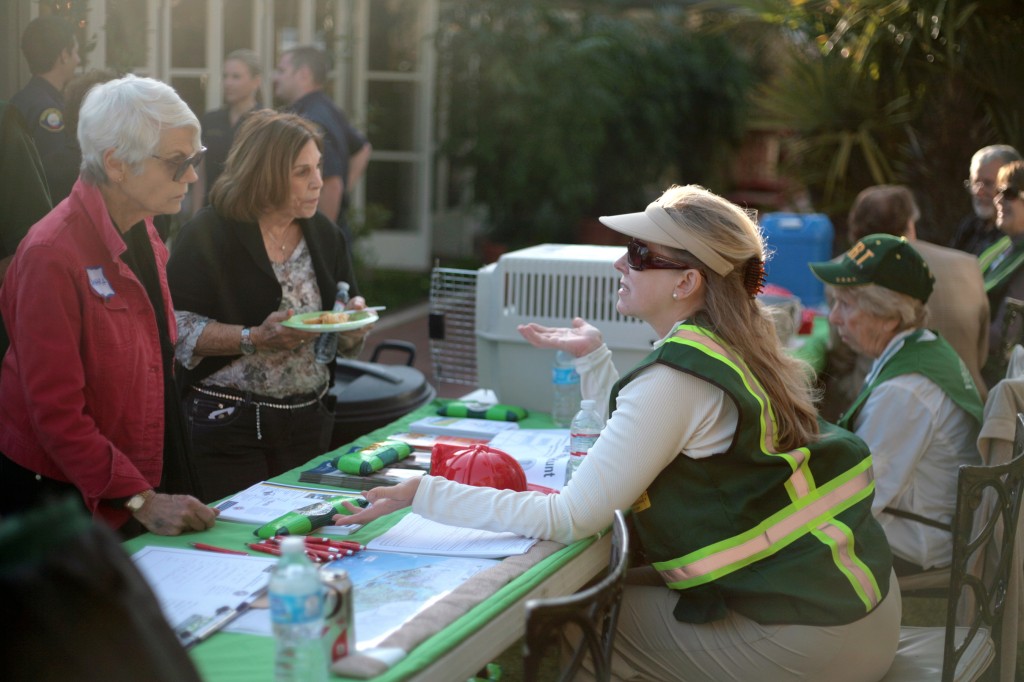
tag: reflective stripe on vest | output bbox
[652,326,883,608]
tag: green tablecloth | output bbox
[123,318,830,680]
[124,402,584,682]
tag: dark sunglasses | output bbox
[626,238,693,271]
[150,146,207,181]
[997,186,1023,201]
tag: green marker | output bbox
[439,401,528,421]
[253,496,368,539]
[333,440,413,475]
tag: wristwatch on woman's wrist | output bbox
[240,327,256,355]
[125,489,155,513]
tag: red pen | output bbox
[190,542,249,556]
[247,542,282,557]
[305,537,364,552]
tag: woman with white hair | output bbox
[811,234,983,576]
[0,75,218,537]
[340,186,901,681]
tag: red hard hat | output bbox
[438,444,527,492]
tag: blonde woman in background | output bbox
[192,48,264,210]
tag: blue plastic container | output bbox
[759,212,834,308]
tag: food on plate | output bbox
[302,311,350,325]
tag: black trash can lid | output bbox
[329,359,435,421]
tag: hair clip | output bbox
[743,257,766,298]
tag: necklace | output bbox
[261,223,296,256]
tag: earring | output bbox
[672,293,679,300]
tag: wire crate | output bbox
[428,267,479,389]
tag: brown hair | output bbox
[657,185,820,450]
[999,160,1024,193]
[210,110,321,221]
[847,185,919,243]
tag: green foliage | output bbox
[437,1,752,249]
[716,0,1024,243]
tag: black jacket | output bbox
[166,206,358,386]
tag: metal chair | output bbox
[881,413,1024,682]
[522,509,630,682]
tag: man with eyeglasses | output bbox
[949,144,1022,256]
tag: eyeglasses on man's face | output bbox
[964,178,997,194]
[626,238,693,271]
[150,146,207,181]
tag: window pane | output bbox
[106,0,148,71]
[171,76,206,119]
[368,0,420,72]
[171,0,207,69]
[223,0,254,56]
[366,161,415,233]
[367,81,415,151]
[315,0,341,49]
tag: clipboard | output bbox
[131,546,276,648]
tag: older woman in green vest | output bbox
[811,234,984,578]
[341,186,901,681]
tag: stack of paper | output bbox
[406,416,521,439]
[366,513,537,559]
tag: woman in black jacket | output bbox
[168,110,371,502]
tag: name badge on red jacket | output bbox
[86,266,115,299]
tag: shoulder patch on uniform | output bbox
[39,108,64,132]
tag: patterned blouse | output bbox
[174,238,329,398]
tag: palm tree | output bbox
[713,0,1024,245]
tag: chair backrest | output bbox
[522,509,630,682]
[941,413,1024,681]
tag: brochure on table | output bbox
[214,480,360,534]
[227,550,499,648]
[488,428,571,493]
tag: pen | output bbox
[250,541,329,563]
[305,538,365,552]
[269,536,357,555]
[190,542,249,556]
[281,536,363,553]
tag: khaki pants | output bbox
[585,570,901,682]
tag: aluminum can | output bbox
[320,567,354,663]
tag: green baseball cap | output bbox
[808,233,934,303]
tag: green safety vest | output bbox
[610,321,891,625]
[980,235,1024,307]
[837,329,983,432]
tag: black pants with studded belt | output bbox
[183,384,334,503]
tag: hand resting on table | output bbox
[333,477,421,525]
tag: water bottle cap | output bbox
[280,536,305,553]
[580,399,596,410]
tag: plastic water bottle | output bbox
[314,281,350,364]
[551,350,580,427]
[566,399,603,483]
[270,536,327,682]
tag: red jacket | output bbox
[0,179,175,528]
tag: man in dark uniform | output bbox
[272,45,371,229]
[0,102,53,367]
[10,15,80,204]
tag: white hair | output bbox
[970,144,1021,177]
[78,75,200,185]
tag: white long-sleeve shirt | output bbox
[853,330,982,570]
[414,332,738,545]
